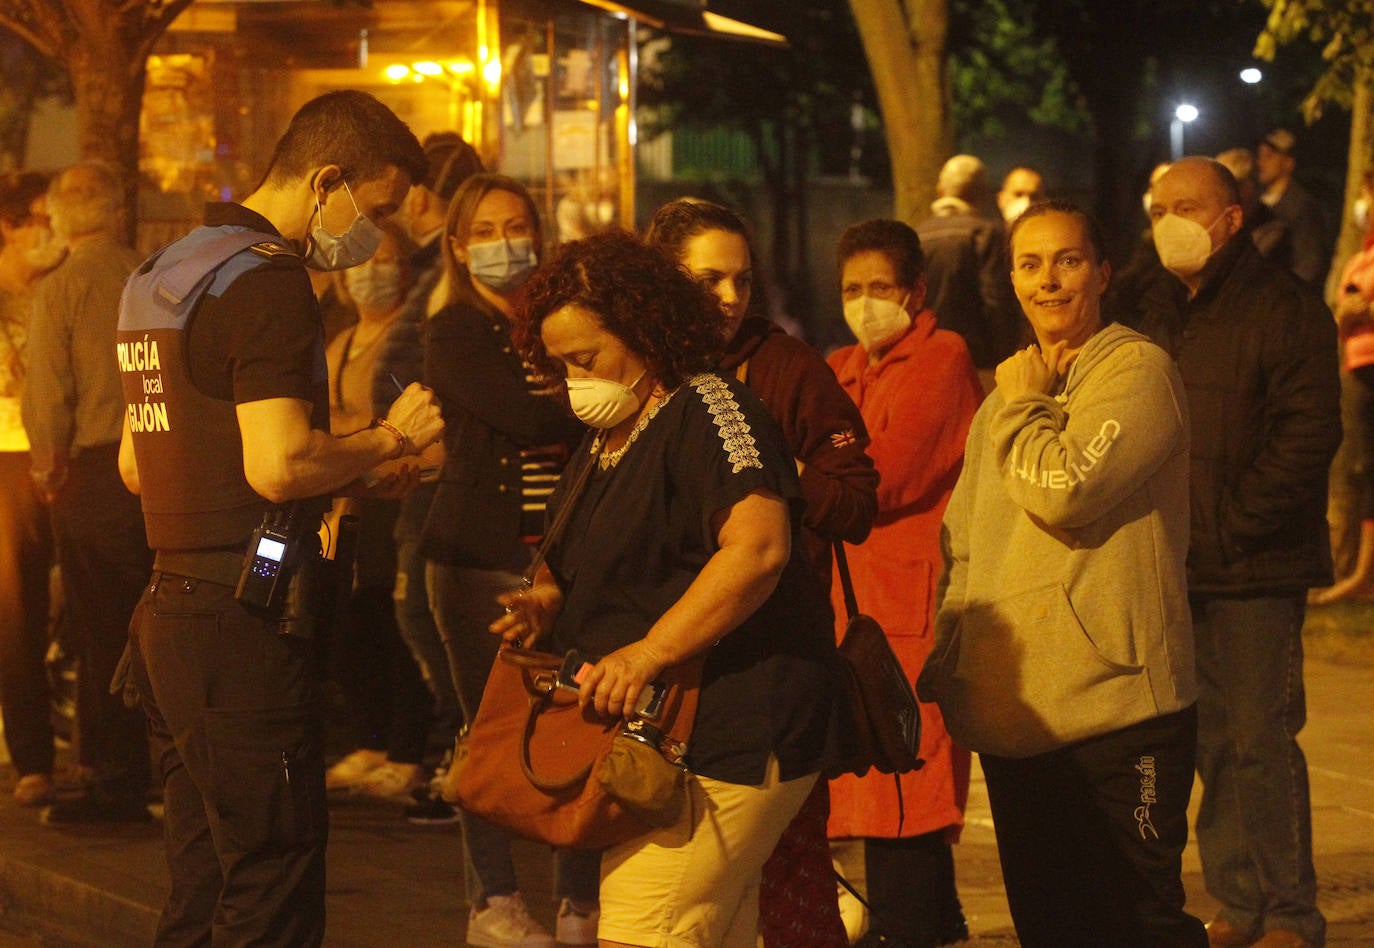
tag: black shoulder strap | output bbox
[834,541,859,620]
[523,436,604,586]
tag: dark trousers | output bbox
[327,498,431,764]
[49,445,152,798]
[129,572,328,947]
[864,831,963,947]
[981,706,1207,948]
[0,452,53,777]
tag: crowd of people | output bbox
[0,86,1354,948]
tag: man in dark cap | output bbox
[1256,128,1330,286]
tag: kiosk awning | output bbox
[575,0,787,47]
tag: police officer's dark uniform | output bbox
[117,202,332,946]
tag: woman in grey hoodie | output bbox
[918,202,1207,947]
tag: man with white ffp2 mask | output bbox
[1139,155,1339,948]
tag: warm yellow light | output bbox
[446,59,475,76]
[483,58,501,87]
[414,61,443,76]
[384,64,410,81]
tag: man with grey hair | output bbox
[21,160,153,823]
[916,154,1019,376]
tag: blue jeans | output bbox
[1192,596,1325,944]
[392,487,460,740]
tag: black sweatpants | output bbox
[980,706,1208,948]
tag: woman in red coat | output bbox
[827,219,984,947]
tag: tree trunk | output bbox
[849,0,950,225]
[1330,71,1374,303]
[68,34,149,243]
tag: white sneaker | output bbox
[324,748,386,790]
[555,898,599,946]
[466,893,555,948]
[352,762,422,800]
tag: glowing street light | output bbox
[1240,67,1263,85]
[1171,102,1198,160]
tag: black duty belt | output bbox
[153,549,244,589]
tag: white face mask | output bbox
[1355,196,1371,234]
[1002,195,1031,223]
[306,180,383,272]
[467,236,538,292]
[1152,212,1225,278]
[843,293,911,354]
[566,370,646,429]
[344,260,404,312]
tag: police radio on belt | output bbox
[236,503,304,612]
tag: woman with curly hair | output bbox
[494,230,837,947]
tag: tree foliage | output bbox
[947,0,1086,138]
[1255,0,1374,122]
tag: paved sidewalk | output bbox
[0,656,1371,945]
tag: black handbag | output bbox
[824,541,923,779]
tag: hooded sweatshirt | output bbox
[918,322,1197,758]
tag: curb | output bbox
[0,852,158,946]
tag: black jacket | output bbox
[915,211,1020,369]
[1137,238,1341,596]
[420,300,584,570]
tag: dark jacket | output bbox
[717,316,879,590]
[915,211,1019,369]
[1137,237,1341,596]
[1269,179,1329,287]
[420,299,584,570]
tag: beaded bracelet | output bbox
[371,417,409,459]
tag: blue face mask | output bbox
[466,236,538,292]
[306,180,383,272]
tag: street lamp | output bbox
[1171,103,1198,160]
[1240,67,1262,85]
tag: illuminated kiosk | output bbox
[138,0,783,250]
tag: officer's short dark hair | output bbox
[261,90,426,190]
[836,219,926,288]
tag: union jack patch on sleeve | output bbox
[831,429,857,449]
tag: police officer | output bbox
[116,90,442,946]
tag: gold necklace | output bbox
[596,386,678,470]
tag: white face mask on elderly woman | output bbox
[843,293,911,354]
[566,370,646,428]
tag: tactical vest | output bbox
[117,225,322,550]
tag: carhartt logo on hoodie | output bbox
[1009,418,1121,490]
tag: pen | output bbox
[389,372,405,395]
